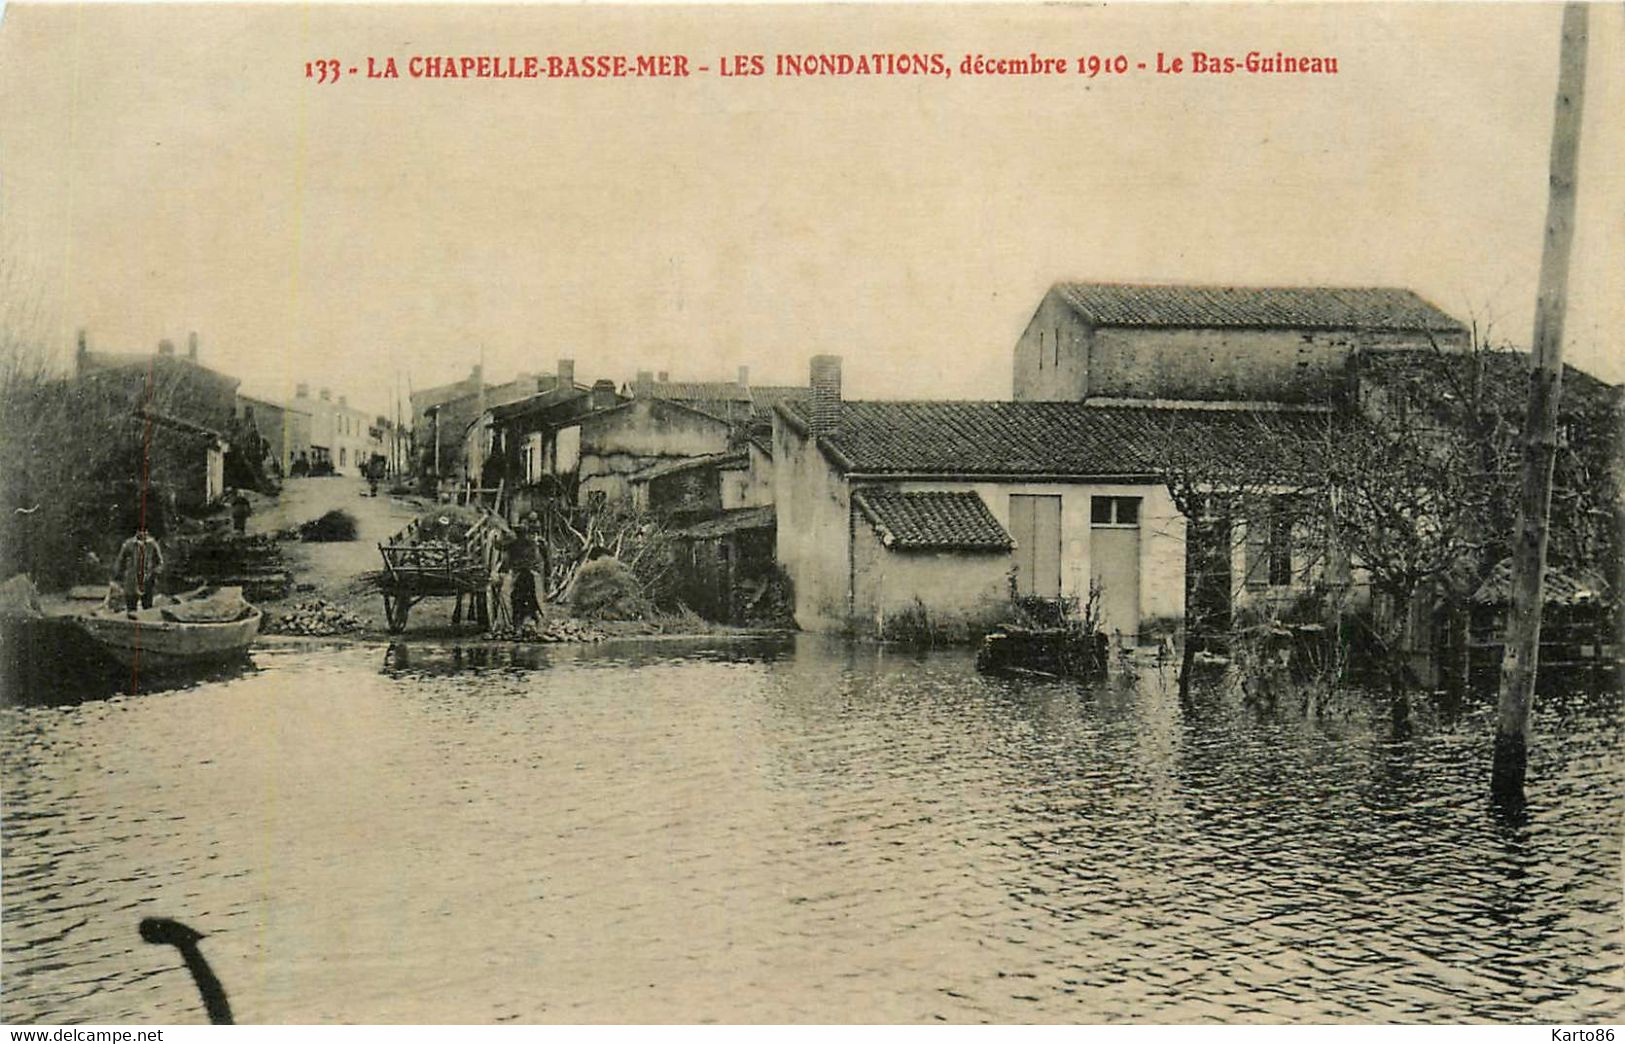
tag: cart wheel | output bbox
[384,593,411,633]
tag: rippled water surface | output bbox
[3,637,1620,1023]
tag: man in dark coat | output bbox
[113,524,164,611]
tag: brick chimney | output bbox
[591,379,618,411]
[470,364,483,389]
[737,365,750,390]
[657,371,669,383]
[187,332,199,361]
[319,387,331,402]
[809,355,842,438]
[556,358,575,391]
[75,329,88,372]
[157,339,175,356]
[296,383,310,399]
[634,370,654,396]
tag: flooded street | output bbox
[3,637,1620,1024]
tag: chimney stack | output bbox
[556,358,575,391]
[809,355,842,438]
[634,370,654,396]
[339,395,348,408]
[737,365,750,390]
[320,387,331,402]
[591,379,618,411]
[657,371,669,383]
[158,339,175,357]
[187,332,199,361]
[296,382,310,399]
[471,364,483,388]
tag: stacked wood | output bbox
[174,533,292,602]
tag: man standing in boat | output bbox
[113,523,164,611]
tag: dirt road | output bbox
[260,475,437,633]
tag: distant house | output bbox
[234,393,312,476]
[624,366,807,433]
[291,385,380,475]
[414,362,570,481]
[774,356,1327,639]
[1013,282,1469,404]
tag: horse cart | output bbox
[376,506,510,633]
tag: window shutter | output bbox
[1244,516,1268,589]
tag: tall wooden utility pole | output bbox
[1493,2,1589,803]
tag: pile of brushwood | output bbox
[298,509,358,542]
[530,499,676,614]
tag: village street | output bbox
[250,475,424,635]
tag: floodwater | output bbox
[2,637,1620,1024]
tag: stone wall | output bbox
[773,414,855,632]
[850,520,1010,639]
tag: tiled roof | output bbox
[646,381,751,402]
[778,399,1329,477]
[852,488,1013,552]
[1358,349,1620,417]
[1053,283,1466,333]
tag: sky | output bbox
[1,2,1621,419]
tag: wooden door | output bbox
[1090,496,1141,640]
[1010,494,1062,598]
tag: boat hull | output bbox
[78,608,262,671]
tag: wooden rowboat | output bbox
[78,588,262,670]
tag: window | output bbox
[1038,331,1045,370]
[1268,501,1294,587]
[1245,496,1297,589]
[1053,326,1060,368]
[1090,496,1140,527]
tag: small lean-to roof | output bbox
[671,505,777,540]
[135,408,226,442]
[777,399,1329,478]
[1052,282,1467,333]
[629,451,748,485]
[851,487,1013,552]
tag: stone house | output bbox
[414,363,569,481]
[774,355,1326,640]
[1013,282,1469,405]
[75,330,240,433]
[481,376,747,512]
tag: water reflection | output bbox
[2,636,1619,1023]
